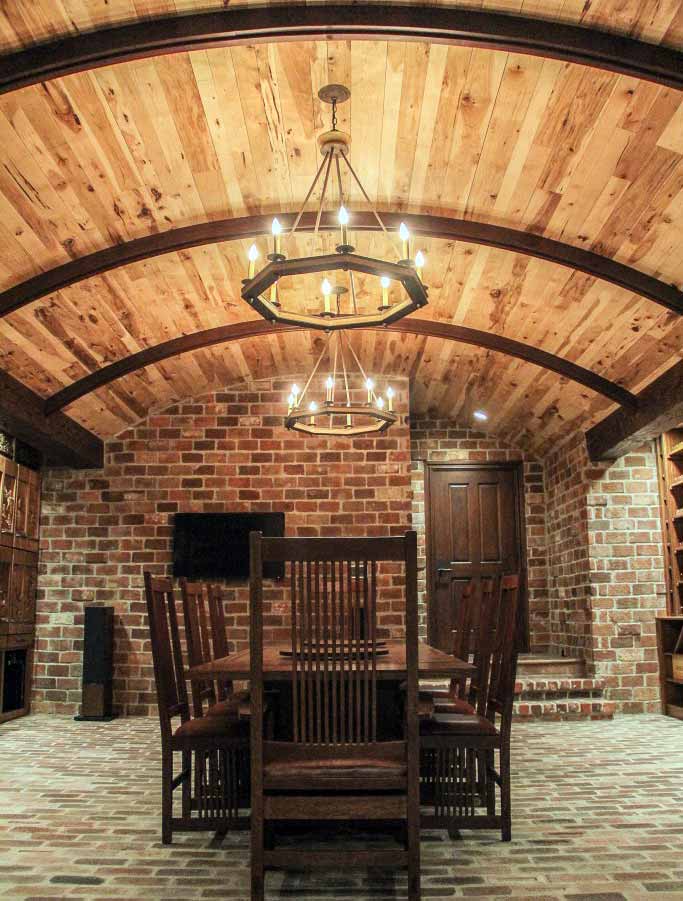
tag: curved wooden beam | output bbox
[3,212,681,318]
[1,5,682,94]
[43,318,638,416]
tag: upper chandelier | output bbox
[241,84,429,330]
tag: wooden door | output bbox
[426,463,526,652]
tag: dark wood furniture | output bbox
[421,574,520,842]
[179,578,247,719]
[248,532,421,901]
[187,639,473,683]
[431,577,497,716]
[0,455,40,724]
[144,572,249,843]
[656,615,683,720]
[657,430,683,616]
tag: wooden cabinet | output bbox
[657,430,683,616]
[0,456,41,724]
[656,616,683,720]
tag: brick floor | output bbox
[0,715,682,900]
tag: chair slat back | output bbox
[468,577,498,713]
[287,557,379,744]
[144,572,190,738]
[486,574,520,723]
[179,578,217,716]
[250,533,419,751]
[207,583,233,700]
[449,579,476,697]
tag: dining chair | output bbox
[249,531,420,901]
[420,574,520,842]
[179,578,249,719]
[144,572,249,843]
[429,577,497,716]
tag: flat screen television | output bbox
[172,512,285,580]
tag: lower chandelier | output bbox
[285,331,397,437]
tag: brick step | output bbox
[514,698,616,721]
[514,673,613,721]
[515,675,606,696]
[517,653,586,677]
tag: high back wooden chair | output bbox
[420,573,520,842]
[423,577,498,717]
[144,573,248,843]
[249,531,420,901]
[179,579,246,719]
[207,583,232,698]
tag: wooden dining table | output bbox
[186,639,473,683]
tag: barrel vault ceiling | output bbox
[1,0,683,455]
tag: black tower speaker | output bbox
[74,606,117,721]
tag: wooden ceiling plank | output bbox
[587,357,683,460]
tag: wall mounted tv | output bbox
[172,512,285,580]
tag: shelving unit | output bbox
[656,616,683,720]
[657,429,683,616]
[0,452,41,725]
[656,431,683,719]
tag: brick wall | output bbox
[32,378,667,717]
[544,436,667,712]
[34,379,412,716]
[410,419,548,650]
[544,433,593,661]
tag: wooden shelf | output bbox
[665,703,683,720]
[674,510,683,522]
[657,616,683,720]
[669,441,683,460]
[671,476,683,490]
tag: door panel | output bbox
[427,464,525,652]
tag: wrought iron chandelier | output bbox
[285,331,397,437]
[241,84,428,331]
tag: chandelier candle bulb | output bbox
[381,276,390,308]
[309,401,317,424]
[415,250,425,280]
[338,206,349,246]
[325,376,334,403]
[271,217,282,256]
[247,244,259,278]
[366,377,374,404]
[291,384,300,407]
[322,278,332,314]
[399,222,410,260]
[376,396,385,410]
[386,386,394,411]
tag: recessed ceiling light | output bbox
[473,410,488,422]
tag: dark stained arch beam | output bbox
[586,359,683,460]
[2,212,682,318]
[43,317,638,416]
[1,5,683,94]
